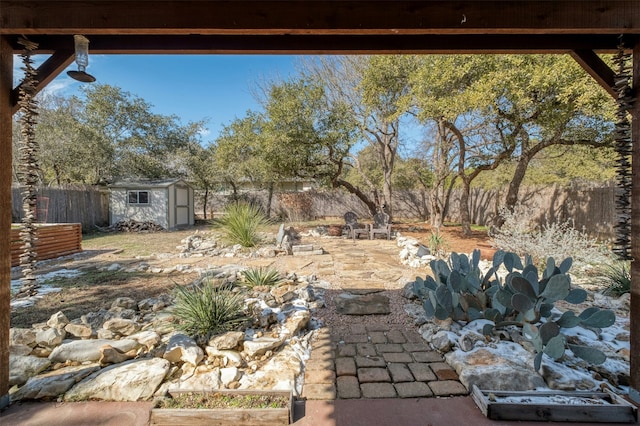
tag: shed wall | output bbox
[110,188,169,229]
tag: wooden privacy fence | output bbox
[199,182,617,240]
[10,223,82,267]
[11,186,109,231]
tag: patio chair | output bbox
[370,211,392,240]
[344,211,370,241]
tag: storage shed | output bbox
[109,179,194,230]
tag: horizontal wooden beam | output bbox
[2,1,640,36]
[4,34,633,55]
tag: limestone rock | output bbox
[205,347,244,367]
[10,328,36,347]
[36,327,65,348]
[10,344,33,356]
[282,310,311,338]
[220,367,241,386]
[240,345,302,392]
[81,310,117,330]
[404,303,428,326]
[47,311,70,329]
[166,365,221,392]
[65,358,170,401]
[243,336,286,358]
[99,345,137,366]
[446,343,546,391]
[102,318,140,336]
[163,333,204,366]
[65,323,93,339]
[111,297,138,310]
[129,330,161,350]
[334,293,390,315]
[430,330,456,353]
[49,339,139,363]
[11,364,100,401]
[9,355,52,386]
[541,362,597,391]
[208,331,245,351]
[271,285,298,304]
[458,331,485,352]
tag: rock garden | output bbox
[7,204,633,411]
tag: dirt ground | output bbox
[10,221,494,328]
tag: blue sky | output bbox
[15,53,424,153]
[17,54,302,141]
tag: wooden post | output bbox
[631,39,640,404]
[0,35,13,409]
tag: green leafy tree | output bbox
[479,55,615,225]
[180,138,219,220]
[303,56,416,218]
[76,84,200,183]
[411,55,514,233]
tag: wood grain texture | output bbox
[0,35,12,404]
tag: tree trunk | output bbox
[494,154,532,228]
[460,177,472,236]
[333,177,378,217]
[266,182,274,218]
[202,188,209,220]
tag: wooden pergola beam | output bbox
[570,49,617,98]
[2,1,640,36]
[10,49,75,115]
[2,34,631,55]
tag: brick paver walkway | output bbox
[302,324,468,400]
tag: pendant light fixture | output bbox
[67,35,96,82]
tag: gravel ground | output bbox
[313,288,415,335]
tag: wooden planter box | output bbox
[471,385,638,423]
[10,223,82,267]
[150,390,293,426]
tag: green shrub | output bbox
[215,202,270,247]
[412,249,616,371]
[241,267,282,287]
[595,261,631,297]
[172,279,247,342]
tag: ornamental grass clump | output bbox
[241,267,282,287]
[172,279,247,342]
[215,202,270,247]
[594,260,631,297]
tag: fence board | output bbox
[12,186,109,231]
[199,182,617,239]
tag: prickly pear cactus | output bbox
[411,249,616,371]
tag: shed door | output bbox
[175,186,190,226]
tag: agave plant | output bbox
[215,201,271,247]
[412,249,616,371]
[172,279,247,342]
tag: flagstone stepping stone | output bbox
[335,293,390,315]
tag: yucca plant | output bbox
[428,231,448,257]
[215,202,270,247]
[241,267,282,287]
[596,261,631,297]
[172,280,247,342]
